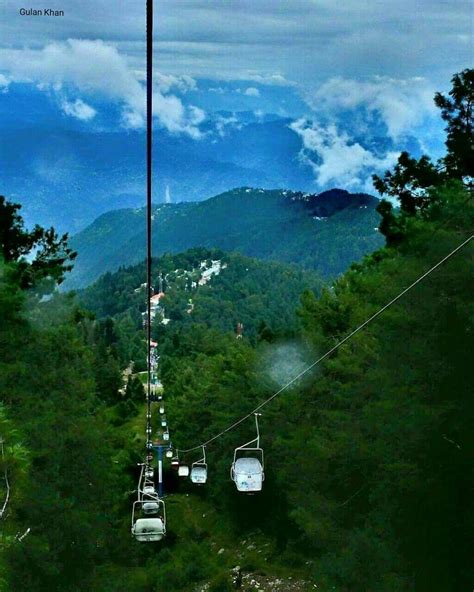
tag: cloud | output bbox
[0,73,9,92]
[0,39,205,137]
[244,87,260,97]
[307,76,437,140]
[154,72,197,94]
[290,119,399,189]
[0,0,470,91]
[61,98,96,121]
[214,113,241,137]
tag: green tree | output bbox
[0,196,76,291]
[434,68,474,180]
[373,68,473,243]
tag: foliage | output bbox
[434,68,474,180]
[0,196,76,292]
[373,68,473,244]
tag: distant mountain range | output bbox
[0,84,316,233]
[66,187,384,289]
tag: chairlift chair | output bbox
[190,446,208,485]
[143,484,156,497]
[178,464,190,478]
[166,448,173,459]
[163,429,170,442]
[230,414,264,493]
[142,482,159,515]
[159,405,165,414]
[161,417,167,428]
[132,499,166,542]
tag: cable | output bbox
[178,234,473,454]
[145,0,153,454]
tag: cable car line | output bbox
[177,233,473,454]
[131,0,169,542]
[145,0,153,457]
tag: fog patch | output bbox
[259,340,316,391]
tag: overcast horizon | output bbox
[0,0,472,205]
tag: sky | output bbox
[0,0,472,192]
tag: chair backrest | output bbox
[133,517,165,541]
[191,464,207,483]
[234,457,263,475]
[233,446,264,468]
[178,465,189,477]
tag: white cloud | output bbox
[290,119,399,188]
[0,40,205,138]
[61,98,96,121]
[241,73,293,86]
[154,72,197,94]
[215,113,241,137]
[244,87,260,97]
[308,76,437,141]
[0,73,9,92]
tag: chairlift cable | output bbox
[178,234,473,454]
[145,0,153,456]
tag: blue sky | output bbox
[0,0,472,193]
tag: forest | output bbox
[0,69,472,591]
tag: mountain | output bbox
[66,187,383,289]
[0,84,316,233]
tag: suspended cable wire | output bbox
[145,0,153,454]
[178,234,473,454]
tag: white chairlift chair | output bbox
[132,500,166,542]
[230,413,264,493]
[190,446,208,485]
[178,464,190,478]
[131,465,166,542]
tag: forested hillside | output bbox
[0,69,472,591]
[67,187,383,288]
[79,248,324,370]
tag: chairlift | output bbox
[178,464,190,478]
[143,484,156,497]
[190,446,208,485]
[131,464,166,542]
[132,500,166,542]
[230,413,264,493]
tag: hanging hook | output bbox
[254,413,262,448]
